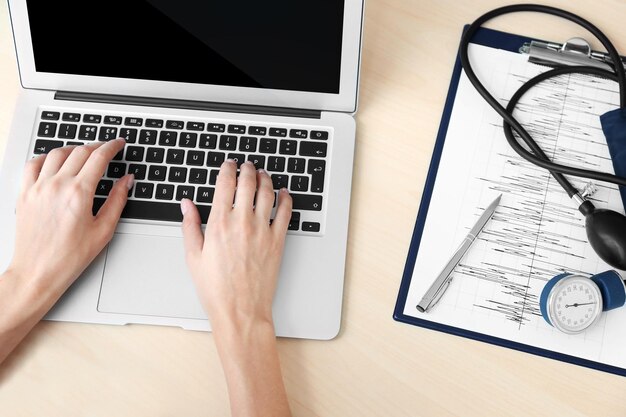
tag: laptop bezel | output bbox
[7,0,364,113]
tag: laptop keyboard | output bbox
[32,109,330,234]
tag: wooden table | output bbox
[1,1,626,415]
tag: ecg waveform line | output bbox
[448,68,620,327]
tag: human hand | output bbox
[8,138,133,301]
[181,160,292,331]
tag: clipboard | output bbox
[393,26,626,377]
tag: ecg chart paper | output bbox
[404,44,626,369]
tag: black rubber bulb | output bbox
[580,201,626,270]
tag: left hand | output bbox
[8,138,133,300]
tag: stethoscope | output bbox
[462,4,626,333]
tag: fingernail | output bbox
[180,198,190,215]
[280,187,288,194]
[126,174,135,190]
[258,169,266,175]
[226,159,235,164]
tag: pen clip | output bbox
[423,273,454,312]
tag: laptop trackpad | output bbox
[98,233,206,320]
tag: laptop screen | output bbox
[25,1,345,94]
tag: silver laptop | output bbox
[0,1,364,340]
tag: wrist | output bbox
[0,268,62,326]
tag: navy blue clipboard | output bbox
[392,26,626,377]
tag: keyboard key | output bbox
[146,148,165,163]
[186,121,205,131]
[107,162,126,178]
[41,111,60,120]
[78,125,98,140]
[271,174,288,190]
[302,222,321,232]
[290,175,309,192]
[37,122,57,137]
[145,119,164,128]
[287,157,305,173]
[311,130,329,140]
[228,124,246,134]
[66,141,84,146]
[248,126,266,136]
[239,136,257,152]
[279,140,297,155]
[206,152,226,167]
[156,184,175,200]
[96,180,113,196]
[219,135,237,151]
[84,114,102,123]
[113,150,124,161]
[148,165,167,181]
[199,134,217,149]
[289,129,307,139]
[119,128,138,143]
[207,123,225,132]
[227,153,245,167]
[209,169,219,185]
[58,123,77,139]
[247,154,266,169]
[128,164,147,180]
[139,129,158,145]
[98,127,118,141]
[197,187,215,203]
[291,194,322,211]
[125,146,145,162]
[259,138,277,153]
[269,128,287,137]
[166,120,184,129]
[186,150,205,166]
[166,149,185,165]
[134,182,154,199]
[124,117,143,126]
[176,185,195,201]
[159,131,178,146]
[62,113,81,122]
[168,167,188,183]
[267,156,285,172]
[288,212,301,231]
[180,132,198,148]
[93,198,211,223]
[104,116,122,125]
[189,168,208,184]
[308,159,326,193]
[300,141,327,157]
[33,139,63,154]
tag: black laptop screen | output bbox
[25,1,345,94]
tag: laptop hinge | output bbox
[54,91,322,119]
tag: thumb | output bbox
[95,174,133,232]
[181,198,204,258]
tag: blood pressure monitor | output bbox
[540,271,626,334]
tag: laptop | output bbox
[0,1,364,340]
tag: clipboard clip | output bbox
[520,37,626,71]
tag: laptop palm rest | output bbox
[98,233,206,320]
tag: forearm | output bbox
[213,320,292,417]
[0,270,58,364]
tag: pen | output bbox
[416,194,501,313]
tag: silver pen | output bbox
[416,194,501,313]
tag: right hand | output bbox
[180,160,292,330]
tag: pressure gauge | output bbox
[540,271,626,334]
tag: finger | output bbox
[234,161,257,212]
[38,146,78,179]
[20,154,47,192]
[95,173,134,232]
[254,169,275,221]
[272,188,292,236]
[58,142,104,177]
[212,159,237,214]
[180,198,204,257]
[78,138,126,189]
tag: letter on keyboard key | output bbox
[290,194,322,211]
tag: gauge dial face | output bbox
[548,276,603,334]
